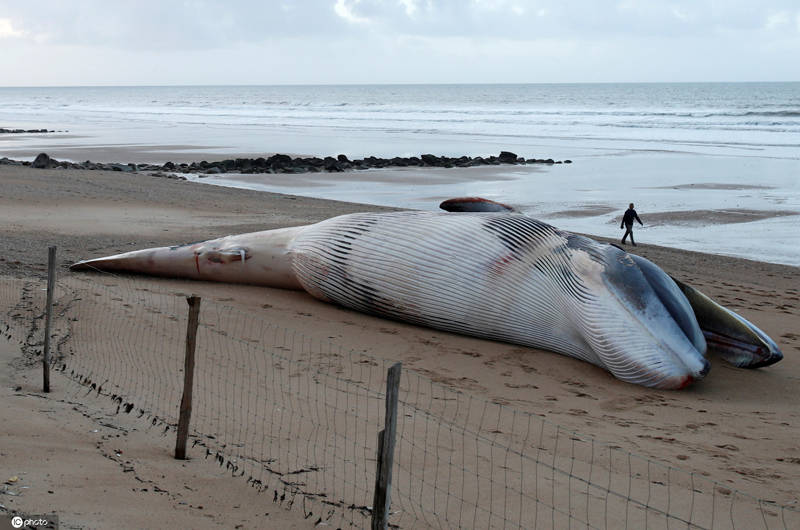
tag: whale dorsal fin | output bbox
[439,197,518,213]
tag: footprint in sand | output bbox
[601,396,642,412]
[504,382,538,389]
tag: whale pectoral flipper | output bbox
[440,197,518,213]
[670,276,783,368]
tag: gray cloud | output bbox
[0,0,797,85]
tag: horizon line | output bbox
[1,80,799,89]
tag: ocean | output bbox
[1,83,799,265]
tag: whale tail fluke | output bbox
[70,226,308,289]
[70,243,205,279]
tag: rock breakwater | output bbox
[1,151,572,179]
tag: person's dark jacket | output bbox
[621,209,643,228]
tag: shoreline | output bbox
[1,161,797,270]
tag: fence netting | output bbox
[1,272,797,529]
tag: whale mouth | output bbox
[668,276,784,369]
[703,330,783,368]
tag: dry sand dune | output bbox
[1,165,798,527]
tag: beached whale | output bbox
[70,198,782,389]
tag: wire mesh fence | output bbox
[1,271,798,529]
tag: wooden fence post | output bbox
[42,246,56,393]
[175,295,201,460]
[372,362,402,530]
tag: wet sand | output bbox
[1,165,799,527]
[0,134,310,164]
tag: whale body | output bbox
[71,206,782,389]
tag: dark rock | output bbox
[267,154,293,169]
[0,127,53,134]
[205,167,222,174]
[544,158,555,164]
[234,158,252,171]
[498,151,518,164]
[304,157,324,167]
[564,160,572,164]
[337,154,350,163]
[323,157,342,172]
[420,154,440,166]
[163,161,176,170]
[32,153,54,169]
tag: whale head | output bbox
[564,237,709,389]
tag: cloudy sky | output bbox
[0,0,798,86]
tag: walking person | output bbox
[620,203,643,246]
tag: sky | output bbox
[0,0,798,86]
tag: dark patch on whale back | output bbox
[482,215,559,254]
[315,216,386,313]
[482,216,590,297]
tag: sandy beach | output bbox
[1,165,799,528]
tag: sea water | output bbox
[1,83,798,264]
